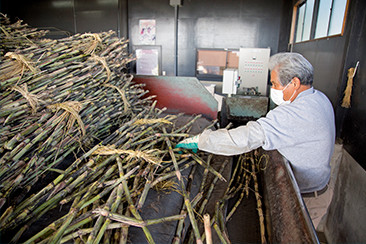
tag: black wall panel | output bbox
[337,0,366,169]
[1,0,128,38]
[1,0,288,75]
[1,0,75,37]
[74,0,118,34]
[293,37,346,107]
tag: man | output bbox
[176,52,336,229]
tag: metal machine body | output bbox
[132,75,218,120]
[221,48,271,126]
[225,96,269,123]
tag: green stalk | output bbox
[86,186,117,244]
[117,157,155,244]
[60,223,126,244]
[48,195,82,244]
[79,165,138,210]
[93,208,186,227]
[163,127,202,244]
[94,184,124,244]
[191,154,226,182]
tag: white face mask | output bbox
[270,82,295,106]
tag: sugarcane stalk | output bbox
[137,164,154,210]
[117,157,155,244]
[60,223,126,244]
[172,114,202,134]
[119,207,131,244]
[187,158,228,244]
[203,214,212,244]
[2,166,92,230]
[86,186,117,244]
[79,165,139,211]
[172,164,201,244]
[251,154,266,244]
[12,195,62,243]
[93,208,186,227]
[94,183,124,244]
[0,206,13,227]
[190,154,226,182]
[25,209,96,244]
[225,183,246,222]
[163,127,202,244]
[199,154,212,192]
[213,223,229,244]
[22,145,78,188]
[198,159,228,216]
[151,159,192,189]
[48,194,82,243]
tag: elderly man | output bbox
[176,52,336,229]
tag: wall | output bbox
[1,0,75,37]
[292,38,346,108]
[128,0,288,76]
[1,0,289,76]
[1,0,128,39]
[2,0,366,169]
[337,0,366,170]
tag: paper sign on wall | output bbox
[139,19,156,45]
[136,48,159,76]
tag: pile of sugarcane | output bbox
[217,151,269,244]
[180,150,268,244]
[0,16,269,243]
[0,13,48,56]
[0,109,267,244]
[0,18,147,210]
[0,110,214,243]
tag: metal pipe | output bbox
[174,5,178,76]
[117,0,121,38]
[118,0,129,39]
[72,0,77,34]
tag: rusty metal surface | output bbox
[261,149,319,243]
[226,96,268,120]
[132,75,218,120]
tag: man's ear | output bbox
[292,77,301,89]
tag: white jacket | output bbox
[198,87,335,193]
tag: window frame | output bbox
[290,0,350,45]
[195,48,240,81]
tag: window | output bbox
[296,0,315,42]
[196,49,239,81]
[291,0,349,43]
[328,0,349,35]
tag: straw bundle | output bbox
[341,63,359,108]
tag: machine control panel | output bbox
[238,48,270,96]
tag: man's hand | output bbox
[175,135,200,153]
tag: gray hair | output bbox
[268,52,313,86]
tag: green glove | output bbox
[175,135,200,153]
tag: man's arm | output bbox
[198,121,265,156]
